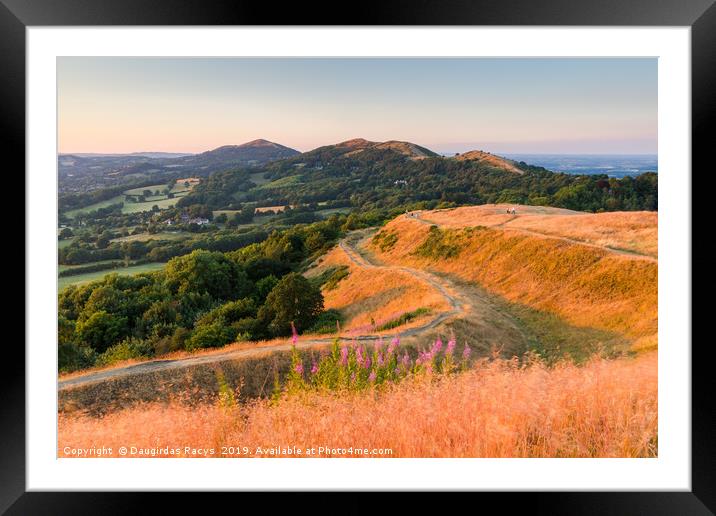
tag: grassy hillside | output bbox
[371,205,657,351]
[306,245,448,334]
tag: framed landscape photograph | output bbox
[7,0,714,512]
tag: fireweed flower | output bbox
[350,372,356,383]
[377,353,384,366]
[401,353,410,369]
[364,356,372,369]
[290,322,298,347]
[463,344,471,361]
[340,346,349,366]
[387,337,399,355]
[310,362,318,375]
[356,347,364,366]
[446,337,456,355]
[294,363,304,375]
[432,338,443,355]
[368,370,377,383]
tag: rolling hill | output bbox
[453,150,526,174]
[58,139,301,196]
[177,139,300,169]
[180,137,657,215]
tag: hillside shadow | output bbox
[430,272,634,365]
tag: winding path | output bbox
[61,209,651,391]
[59,234,465,391]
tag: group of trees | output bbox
[58,217,344,372]
[181,149,658,216]
[58,227,269,265]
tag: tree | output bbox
[95,230,113,249]
[76,310,129,352]
[59,227,73,239]
[163,249,251,301]
[305,231,327,254]
[257,272,324,337]
[237,205,255,224]
[254,275,279,304]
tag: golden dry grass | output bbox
[255,205,288,213]
[308,246,449,333]
[422,205,657,257]
[373,210,657,350]
[58,352,657,458]
[453,151,525,174]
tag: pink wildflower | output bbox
[463,344,471,361]
[368,370,377,383]
[401,353,410,369]
[375,337,384,352]
[387,337,399,355]
[294,363,304,375]
[446,337,456,355]
[310,362,318,375]
[290,321,298,347]
[432,338,443,355]
[340,346,349,366]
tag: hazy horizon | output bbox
[58,57,657,155]
[58,143,659,158]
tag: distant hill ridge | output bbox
[328,138,440,160]
[453,150,526,174]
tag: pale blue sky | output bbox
[58,57,657,155]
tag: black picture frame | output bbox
[5,0,713,513]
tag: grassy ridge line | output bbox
[372,214,657,351]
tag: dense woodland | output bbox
[58,217,346,371]
[180,147,658,214]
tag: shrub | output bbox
[58,342,97,372]
[372,230,399,252]
[306,309,343,334]
[376,308,430,331]
[412,226,462,259]
[96,337,153,367]
[186,323,238,351]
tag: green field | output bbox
[57,238,75,249]
[254,174,302,190]
[317,207,352,217]
[110,231,192,243]
[64,182,195,218]
[58,259,120,274]
[212,211,278,227]
[123,183,191,196]
[58,262,165,291]
[249,171,270,186]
